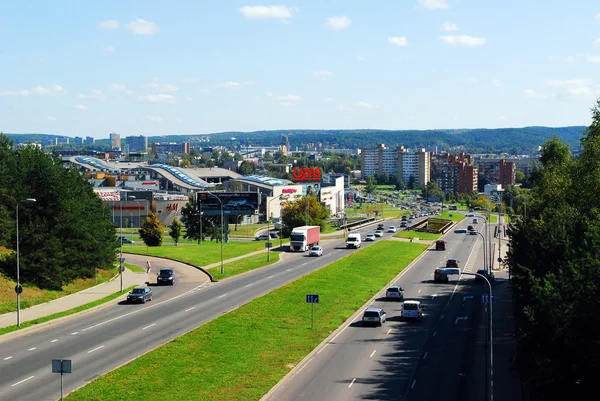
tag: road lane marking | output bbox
[302,262,307,266]
[418,289,422,294]
[431,294,437,298]
[430,272,434,276]
[50,339,58,343]
[411,379,416,389]
[185,307,196,312]
[463,296,473,301]
[455,317,468,324]
[218,294,228,299]
[441,315,444,320]
[3,356,13,360]
[348,378,356,388]
[423,352,428,360]
[267,275,274,279]
[142,323,156,330]
[286,268,292,272]
[71,332,79,335]
[433,331,437,337]
[11,376,34,387]
[28,348,36,351]
[87,345,105,354]
[386,328,392,335]
[245,284,253,288]
[370,350,376,358]
[316,344,329,355]
[296,356,314,374]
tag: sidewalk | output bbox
[0,269,147,330]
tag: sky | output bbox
[1,0,600,139]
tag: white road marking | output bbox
[370,350,376,358]
[245,284,253,288]
[411,379,417,389]
[348,378,356,388]
[463,296,473,301]
[267,275,274,279]
[71,332,79,335]
[418,289,422,294]
[302,262,307,266]
[185,307,196,312]
[11,376,34,387]
[28,348,36,351]
[142,323,156,330]
[3,356,13,360]
[386,328,392,335]
[433,331,437,337]
[50,339,58,343]
[286,268,292,272]
[431,294,437,298]
[296,357,314,374]
[430,272,434,277]
[316,344,329,355]
[455,317,468,324]
[441,315,444,320]
[87,345,105,354]
[423,352,428,360]
[218,293,228,299]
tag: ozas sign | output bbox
[293,167,321,182]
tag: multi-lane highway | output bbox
[265,219,491,401]
[0,216,417,401]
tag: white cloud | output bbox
[441,21,458,31]
[587,54,600,64]
[47,116,57,121]
[492,78,501,87]
[278,94,302,102]
[337,105,353,111]
[104,45,115,52]
[326,16,351,31]
[33,85,67,97]
[356,101,377,109]
[126,19,159,35]
[0,89,30,96]
[523,89,546,99]
[138,94,176,103]
[357,56,366,62]
[388,36,408,47]
[78,90,105,101]
[549,79,600,100]
[240,5,298,20]
[97,20,120,29]
[595,13,600,21]
[440,35,486,47]
[313,70,333,79]
[244,80,257,85]
[199,89,210,94]
[323,97,336,102]
[110,84,127,91]
[74,104,88,111]
[144,82,179,92]
[455,77,479,85]
[217,81,241,89]
[419,0,449,9]
[146,116,163,122]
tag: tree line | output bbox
[507,100,600,399]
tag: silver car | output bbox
[309,245,323,257]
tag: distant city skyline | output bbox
[1,1,600,138]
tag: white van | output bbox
[346,233,362,249]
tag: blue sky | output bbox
[1,0,600,138]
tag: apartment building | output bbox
[476,158,516,189]
[151,142,190,154]
[360,144,430,188]
[126,135,148,153]
[431,153,478,194]
[110,132,121,151]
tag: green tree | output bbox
[169,218,182,246]
[364,176,376,194]
[280,196,329,235]
[139,211,165,246]
[233,153,243,161]
[238,160,255,175]
[407,175,416,190]
[230,181,243,191]
[422,182,444,200]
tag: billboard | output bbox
[292,167,322,182]
[197,192,260,215]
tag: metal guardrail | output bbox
[340,217,378,230]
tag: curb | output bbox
[124,253,214,282]
[259,238,433,401]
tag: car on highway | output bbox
[446,258,460,268]
[434,267,450,282]
[127,286,153,303]
[475,269,495,283]
[400,221,408,228]
[365,233,376,241]
[374,230,384,238]
[472,218,479,224]
[157,268,175,285]
[362,307,387,326]
[401,300,423,321]
[377,223,385,230]
[255,234,270,241]
[269,232,279,239]
[454,228,467,234]
[118,236,134,244]
[469,229,478,235]
[435,240,447,251]
[385,286,404,300]
[466,213,474,217]
[309,245,323,257]
[387,226,397,233]
[467,225,475,231]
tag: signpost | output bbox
[306,294,319,329]
[52,359,72,400]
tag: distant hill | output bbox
[2,126,587,154]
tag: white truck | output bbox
[346,233,362,249]
[289,225,321,252]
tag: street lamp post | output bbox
[475,231,488,273]
[203,191,224,274]
[477,215,491,275]
[266,195,285,262]
[16,198,36,327]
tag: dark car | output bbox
[269,232,279,239]
[118,236,134,244]
[157,268,175,285]
[435,240,446,251]
[127,287,153,303]
[446,258,459,268]
[377,223,385,230]
[475,269,495,283]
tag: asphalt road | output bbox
[266,219,494,401]
[0,216,417,401]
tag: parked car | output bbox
[387,226,397,233]
[475,269,495,283]
[362,307,387,326]
[157,268,175,285]
[435,240,447,251]
[118,236,134,244]
[374,230,384,238]
[309,245,323,257]
[255,234,270,241]
[127,287,153,303]
[386,286,404,300]
[365,234,376,241]
[401,300,423,321]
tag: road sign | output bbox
[52,359,72,374]
[497,257,503,263]
[119,265,125,273]
[306,294,319,303]
[481,294,495,304]
[265,242,272,248]
[15,284,23,294]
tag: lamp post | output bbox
[204,191,224,274]
[267,195,285,261]
[477,215,491,275]
[475,231,488,273]
[16,198,36,327]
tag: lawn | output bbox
[0,266,118,314]
[123,240,264,267]
[209,252,280,280]
[0,286,135,336]
[228,224,269,238]
[438,211,465,222]
[123,262,145,273]
[395,231,442,240]
[66,240,427,401]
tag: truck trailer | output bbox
[289,226,321,252]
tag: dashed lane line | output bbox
[218,293,228,299]
[370,350,376,358]
[185,306,196,312]
[142,323,156,330]
[348,378,356,388]
[11,376,34,387]
[87,345,105,354]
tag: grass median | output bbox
[395,231,441,240]
[0,286,136,336]
[66,240,427,401]
[209,252,281,280]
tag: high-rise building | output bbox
[477,158,516,189]
[359,144,430,188]
[110,132,121,150]
[399,147,430,188]
[73,137,84,145]
[85,136,95,145]
[151,142,190,154]
[127,135,148,152]
[431,153,478,194]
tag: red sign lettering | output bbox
[292,167,322,182]
[282,188,297,193]
[166,203,179,212]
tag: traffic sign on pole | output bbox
[306,294,319,303]
[14,284,23,294]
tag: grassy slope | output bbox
[209,252,280,280]
[67,241,427,401]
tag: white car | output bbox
[386,286,404,300]
[362,307,387,326]
[309,245,323,257]
[365,234,376,241]
[374,230,384,238]
[387,226,397,233]
[255,234,270,241]
[401,300,423,321]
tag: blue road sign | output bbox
[481,294,495,304]
[306,294,319,303]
